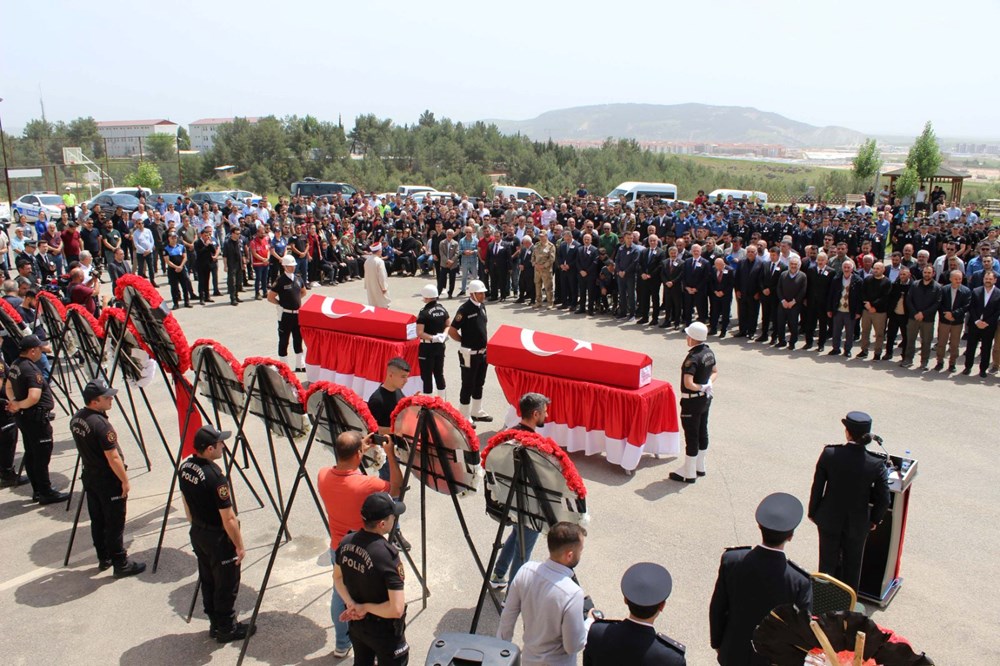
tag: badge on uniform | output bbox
[217,485,230,500]
[108,431,117,443]
[397,562,405,581]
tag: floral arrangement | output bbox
[161,313,191,374]
[483,429,587,499]
[66,304,105,339]
[0,297,24,324]
[114,274,163,309]
[191,339,244,382]
[303,381,378,433]
[36,291,68,322]
[389,394,480,452]
[242,356,307,406]
[100,307,154,357]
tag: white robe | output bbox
[364,255,390,308]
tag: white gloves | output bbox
[701,379,714,398]
[431,333,448,344]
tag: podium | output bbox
[858,454,918,607]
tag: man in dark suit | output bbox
[635,235,664,325]
[575,232,601,315]
[515,237,535,305]
[707,257,735,337]
[773,255,807,348]
[556,230,580,310]
[584,562,686,666]
[710,493,812,666]
[487,234,513,301]
[734,245,763,338]
[826,259,863,356]
[808,411,891,592]
[755,247,783,343]
[963,270,1000,378]
[615,234,640,319]
[659,246,686,329]
[681,244,710,325]
[934,269,971,372]
[803,252,835,351]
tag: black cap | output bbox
[24,240,37,247]
[361,492,405,521]
[620,562,672,606]
[755,492,804,532]
[842,411,873,436]
[83,378,118,403]
[18,335,43,351]
[193,425,231,451]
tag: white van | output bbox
[397,185,437,198]
[708,189,768,205]
[606,181,678,208]
[494,185,544,203]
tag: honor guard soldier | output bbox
[669,322,718,484]
[179,425,255,643]
[267,253,307,372]
[584,562,686,666]
[334,492,409,666]
[5,335,67,504]
[415,284,451,400]
[808,411,891,592]
[448,279,493,425]
[70,379,145,576]
[709,493,812,666]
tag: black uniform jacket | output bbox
[584,618,686,666]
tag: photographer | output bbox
[68,267,102,316]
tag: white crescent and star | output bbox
[320,297,376,319]
[520,329,594,356]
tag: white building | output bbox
[95,119,179,158]
[189,117,260,152]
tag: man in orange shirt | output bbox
[318,430,402,659]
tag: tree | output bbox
[894,166,920,200]
[851,138,882,191]
[176,126,191,151]
[905,121,942,182]
[145,134,177,162]
[124,161,164,190]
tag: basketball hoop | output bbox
[63,147,83,166]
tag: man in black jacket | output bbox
[635,235,663,324]
[710,492,811,666]
[803,252,835,351]
[755,247,783,343]
[575,232,601,315]
[681,244,710,326]
[935,269,972,372]
[487,233,513,302]
[826,259,863,357]
[222,227,244,306]
[963,270,1000,377]
[659,245,686,329]
[707,257,735,337]
[808,411,890,592]
[733,245,763,338]
[556,230,579,310]
[856,261,893,360]
[901,264,942,369]
[773,255,806,348]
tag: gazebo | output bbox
[882,165,970,204]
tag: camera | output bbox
[372,433,388,446]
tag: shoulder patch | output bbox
[35,374,43,384]
[453,313,463,323]
[397,562,405,581]
[683,359,693,368]
[107,431,117,443]
[217,484,230,501]
[656,632,686,654]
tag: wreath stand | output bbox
[0,301,74,418]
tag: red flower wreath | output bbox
[483,429,587,499]
[66,304,105,338]
[242,356,306,406]
[114,273,164,309]
[36,291,68,322]
[389,394,480,452]
[0,297,24,325]
[100,307,155,358]
[303,381,378,433]
[191,339,244,382]
[160,314,192,374]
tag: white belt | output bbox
[282,308,299,314]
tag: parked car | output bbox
[86,193,143,216]
[12,193,65,224]
[289,178,357,199]
[95,186,154,199]
[190,191,234,207]
[150,192,186,209]
[221,190,262,205]
[0,201,10,223]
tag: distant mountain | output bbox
[483,103,866,148]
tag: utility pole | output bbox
[0,98,13,205]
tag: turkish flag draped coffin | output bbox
[487,324,652,389]
[299,295,417,341]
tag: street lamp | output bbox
[0,98,12,207]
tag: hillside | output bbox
[483,103,865,147]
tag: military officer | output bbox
[415,284,450,399]
[5,335,67,503]
[267,253,307,371]
[179,425,254,643]
[669,322,717,483]
[70,379,145,576]
[584,562,686,665]
[808,411,891,592]
[532,231,557,309]
[709,493,812,666]
[448,279,493,425]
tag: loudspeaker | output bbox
[425,633,520,666]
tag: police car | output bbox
[12,192,65,224]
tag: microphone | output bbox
[864,432,899,473]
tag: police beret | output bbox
[842,411,872,435]
[755,492,804,532]
[621,562,672,606]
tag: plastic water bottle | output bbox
[900,450,912,474]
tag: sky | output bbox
[2,0,998,139]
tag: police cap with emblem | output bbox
[621,562,672,607]
[841,411,873,437]
[755,492,804,532]
[361,492,406,521]
[18,335,43,351]
[83,378,118,403]
[194,424,231,451]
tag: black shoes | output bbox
[113,560,146,578]
[98,559,113,571]
[216,621,257,644]
[35,490,70,504]
[668,472,696,484]
[0,472,28,488]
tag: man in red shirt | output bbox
[248,228,270,300]
[61,220,83,264]
[318,430,402,659]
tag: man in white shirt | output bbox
[498,522,594,666]
[163,203,181,227]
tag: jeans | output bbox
[253,265,268,297]
[494,525,540,582]
[329,549,351,651]
[460,258,477,292]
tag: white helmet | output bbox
[420,284,439,299]
[281,254,297,267]
[468,280,487,294]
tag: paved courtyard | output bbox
[0,274,993,665]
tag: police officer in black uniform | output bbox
[584,562,686,666]
[0,355,27,488]
[5,335,67,503]
[334,491,409,666]
[70,379,145,576]
[808,411,891,592]
[669,322,718,484]
[709,492,812,666]
[415,284,450,399]
[448,279,493,425]
[267,253,307,372]
[179,425,254,643]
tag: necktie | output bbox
[718,270,722,282]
